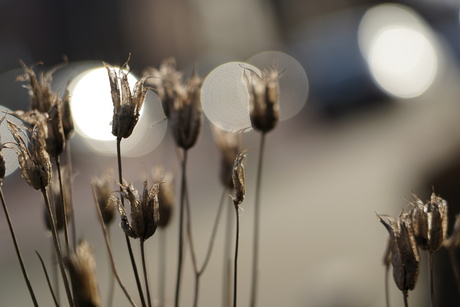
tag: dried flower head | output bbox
[104,56,149,140]
[211,124,243,189]
[116,180,160,242]
[152,168,174,228]
[244,67,280,133]
[232,151,247,206]
[378,212,420,292]
[64,240,100,307]
[91,170,116,226]
[169,71,203,149]
[6,118,51,190]
[143,58,183,118]
[410,192,448,253]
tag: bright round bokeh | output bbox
[358,4,439,99]
[69,66,167,156]
[0,105,26,177]
[201,62,261,132]
[246,51,309,121]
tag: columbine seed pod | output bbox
[152,168,174,228]
[117,181,160,242]
[64,240,100,307]
[91,170,116,226]
[211,124,243,189]
[245,67,280,133]
[232,151,247,206]
[410,192,448,253]
[169,72,202,149]
[143,58,183,118]
[105,58,149,140]
[7,119,51,190]
[378,212,420,292]
[45,95,66,158]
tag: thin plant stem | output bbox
[223,195,233,307]
[52,239,60,304]
[158,229,166,307]
[0,186,39,307]
[402,290,409,307]
[233,202,240,307]
[428,252,436,307]
[41,188,74,307]
[140,241,152,307]
[116,137,147,307]
[92,185,137,307]
[36,251,59,307]
[64,142,77,250]
[447,247,460,299]
[250,132,266,307]
[106,227,115,307]
[385,264,390,307]
[174,149,188,307]
[55,156,70,254]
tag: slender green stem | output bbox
[92,185,137,307]
[174,149,188,307]
[41,188,74,307]
[250,132,266,307]
[158,229,167,307]
[64,142,77,250]
[448,247,460,300]
[0,187,39,307]
[140,241,152,307]
[55,156,70,254]
[36,251,59,307]
[223,195,233,307]
[428,252,436,307]
[402,290,409,307]
[116,137,146,307]
[233,202,240,307]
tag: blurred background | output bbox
[1,0,460,306]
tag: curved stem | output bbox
[117,137,146,307]
[250,132,266,307]
[92,185,137,307]
[55,156,70,254]
[0,187,39,307]
[174,149,188,307]
[233,202,240,307]
[184,183,199,307]
[36,251,59,307]
[41,188,74,307]
[428,252,436,307]
[140,241,152,307]
[106,228,115,307]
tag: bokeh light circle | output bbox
[201,62,260,132]
[247,51,308,121]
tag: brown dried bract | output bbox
[64,240,100,307]
[244,67,280,133]
[104,56,149,139]
[116,180,161,242]
[232,151,247,206]
[378,212,420,292]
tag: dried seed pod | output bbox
[378,212,420,292]
[152,168,174,228]
[45,95,66,158]
[105,57,149,140]
[143,58,183,118]
[6,119,51,190]
[169,72,203,149]
[211,124,243,189]
[244,67,280,133]
[91,170,116,226]
[64,240,100,307]
[117,180,161,242]
[232,151,247,206]
[410,192,448,253]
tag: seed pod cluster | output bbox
[105,57,149,140]
[116,180,161,242]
